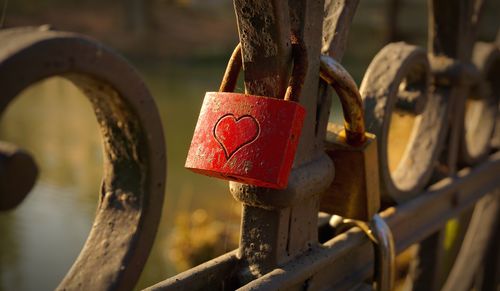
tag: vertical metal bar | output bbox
[233,0,292,98]
[423,0,481,289]
[385,0,401,43]
[232,0,293,280]
[232,0,326,283]
[238,205,291,277]
[288,0,325,164]
[322,0,360,62]
[285,0,325,263]
[428,0,476,174]
[429,0,469,60]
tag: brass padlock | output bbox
[319,55,380,221]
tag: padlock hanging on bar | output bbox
[320,54,395,289]
[319,54,381,221]
[185,40,308,189]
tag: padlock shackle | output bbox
[320,55,366,145]
[340,215,395,291]
[219,43,242,93]
[284,38,307,102]
[219,40,307,103]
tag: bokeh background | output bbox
[0,0,498,290]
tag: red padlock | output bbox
[185,42,307,189]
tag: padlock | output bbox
[321,54,394,289]
[185,42,307,189]
[335,214,395,291]
[319,55,381,221]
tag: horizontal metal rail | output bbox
[149,150,500,290]
[240,151,500,290]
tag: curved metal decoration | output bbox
[459,42,500,164]
[0,27,166,290]
[360,42,449,203]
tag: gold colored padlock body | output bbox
[321,123,381,221]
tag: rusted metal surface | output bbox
[233,0,291,99]
[229,0,331,283]
[0,27,166,290]
[0,142,38,211]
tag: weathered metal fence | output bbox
[0,0,499,290]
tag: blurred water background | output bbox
[0,0,498,290]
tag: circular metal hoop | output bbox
[459,42,500,164]
[360,42,449,203]
[0,27,166,290]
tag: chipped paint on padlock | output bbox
[185,92,305,189]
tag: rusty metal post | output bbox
[231,0,331,282]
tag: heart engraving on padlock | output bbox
[214,114,260,159]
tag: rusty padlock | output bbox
[185,42,307,189]
[319,55,380,221]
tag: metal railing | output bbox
[0,0,499,290]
